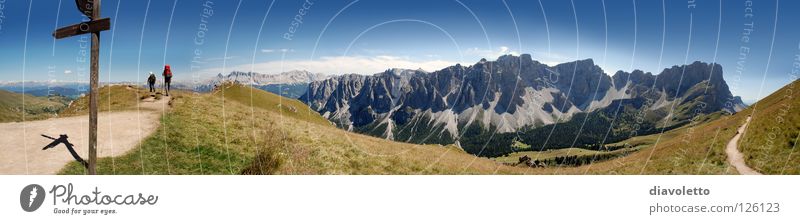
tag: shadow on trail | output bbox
[41,134,89,170]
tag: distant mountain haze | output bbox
[177,70,325,98]
[0,81,88,99]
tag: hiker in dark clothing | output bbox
[162,64,173,96]
[147,72,157,93]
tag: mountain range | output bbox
[188,70,325,98]
[0,81,88,98]
[302,54,746,156]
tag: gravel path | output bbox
[725,117,762,175]
[0,96,169,174]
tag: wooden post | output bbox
[87,0,101,175]
[54,0,109,175]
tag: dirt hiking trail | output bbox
[0,95,170,174]
[725,116,762,175]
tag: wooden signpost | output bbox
[53,0,110,175]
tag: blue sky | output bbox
[1,0,799,103]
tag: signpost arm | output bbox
[88,0,101,175]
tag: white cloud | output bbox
[260,49,294,53]
[201,55,461,76]
[198,48,576,78]
[536,53,569,67]
[465,46,520,60]
[63,70,72,75]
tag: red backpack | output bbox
[163,65,173,78]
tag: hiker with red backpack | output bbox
[162,65,173,96]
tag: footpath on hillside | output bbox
[0,95,170,174]
[725,116,762,175]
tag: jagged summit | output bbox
[302,54,745,151]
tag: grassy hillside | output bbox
[0,89,67,122]
[739,79,800,174]
[60,85,152,116]
[510,112,739,174]
[60,84,527,174]
[213,83,330,126]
